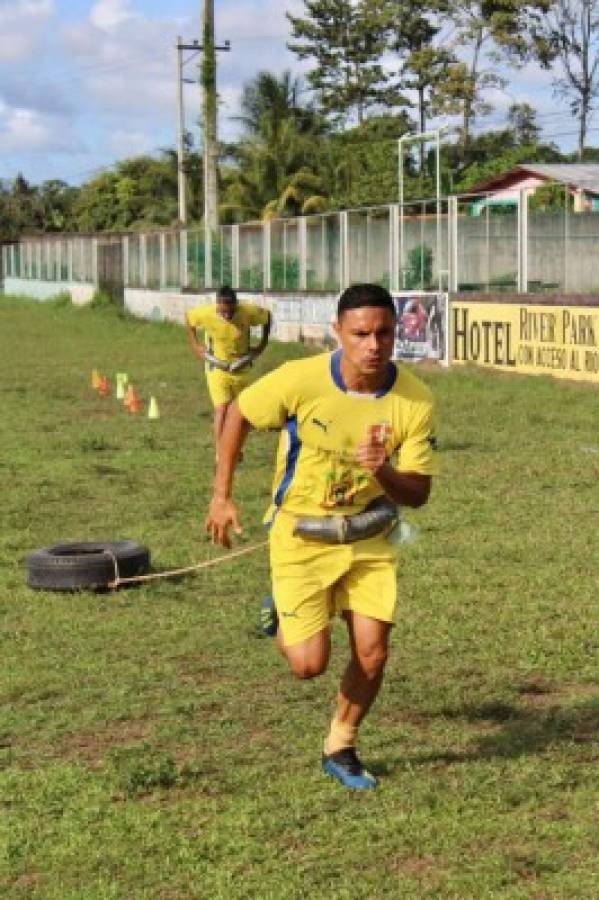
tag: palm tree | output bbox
[222,71,330,221]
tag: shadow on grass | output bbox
[374,697,599,775]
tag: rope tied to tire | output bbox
[26,539,268,592]
[104,540,268,590]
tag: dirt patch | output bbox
[59,718,154,766]
[518,680,599,710]
[392,854,437,876]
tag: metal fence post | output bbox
[299,217,307,291]
[205,228,213,290]
[232,225,240,290]
[518,189,528,292]
[160,232,166,289]
[180,230,188,289]
[449,196,458,292]
[390,204,399,293]
[92,238,99,286]
[264,220,271,291]
[141,234,147,288]
[123,236,129,288]
[564,184,569,292]
[340,211,349,289]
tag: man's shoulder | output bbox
[239,301,268,316]
[186,303,213,323]
[255,352,330,390]
[392,364,434,405]
[279,351,330,378]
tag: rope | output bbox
[106,540,268,590]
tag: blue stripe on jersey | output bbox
[330,349,397,397]
[274,416,301,507]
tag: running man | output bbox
[205,283,436,790]
[186,286,271,456]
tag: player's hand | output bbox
[194,344,207,361]
[356,426,388,474]
[205,496,243,548]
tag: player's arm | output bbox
[357,432,431,508]
[205,402,251,548]
[373,464,431,508]
[356,402,435,508]
[185,312,207,361]
[252,311,271,357]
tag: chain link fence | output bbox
[4,186,599,295]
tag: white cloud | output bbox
[106,128,156,158]
[0,0,55,62]
[0,106,83,154]
[90,0,135,31]
[63,7,182,123]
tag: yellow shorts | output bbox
[205,368,251,408]
[269,510,399,647]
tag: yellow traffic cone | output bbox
[92,369,101,390]
[115,372,128,400]
[148,396,160,420]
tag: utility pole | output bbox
[201,0,229,286]
[176,37,202,225]
[202,0,217,236]
[176,36,187,224]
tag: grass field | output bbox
[1,294,597,899]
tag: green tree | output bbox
[234,70,323,137]
[449,133,563,192]
[72,152,185,232]
[535,0,599,159]
[222,118,328,221]
[528,179,574,210]
[0,174,46,240]
[287,0,395,124]
[508,101,542,144]
[382,2,464,135]
[327,114,412,207]
[222,71,329,220]
[446,0,551,155]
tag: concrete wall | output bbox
[123,288,339,345]
[3,278,95,306]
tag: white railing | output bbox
[4,186,599,294]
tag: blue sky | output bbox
[0,0,584,188]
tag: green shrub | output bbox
[405,244,433,289]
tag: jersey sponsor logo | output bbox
[312,417,331,433]
[371,420,393,446]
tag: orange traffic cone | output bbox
[91,369,101,390]
[126,386,143,414]
[124,383,135,408]
[98,375,110,396]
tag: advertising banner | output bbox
[452,302,599,383]
[392,292,448,365]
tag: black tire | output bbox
[26,540,150,591]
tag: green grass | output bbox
[1,294,598,899]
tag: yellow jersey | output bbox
[186,302,269,363]
[238,350,436,520]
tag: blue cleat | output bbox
[322,748,378,790]
[258,595,278,637]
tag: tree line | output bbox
[2,0,598,242]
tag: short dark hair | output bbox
[217,285,237,304]
[337,283,396,318]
